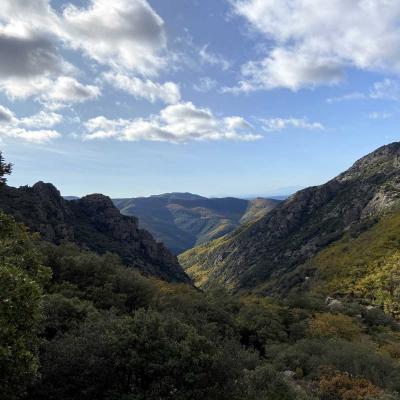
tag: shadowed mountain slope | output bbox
[180,142,400,293]
[0,182,190,283]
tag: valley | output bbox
[3,143,400,400]
[113,193,280,254]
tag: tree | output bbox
[0,213,50,399]
[308,313,362,340]
[318,370,382,400]
[0,152,12,186]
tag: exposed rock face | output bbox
[0,182,191,283]
[180,142,400,292]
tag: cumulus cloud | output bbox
[84,102,262,143]
[60,0,167,76]
[19,111,63,128]
[5,128,60,143]
[260,117,324,131]
[0,0,168,105]
[0,29,100,105]
[0,105,61,142]
[0,74,101,109]
[103,72,180,104]
[42,76,101,108]
[225,47,343,92]
[229,0,400,91]
[0,32,62,79]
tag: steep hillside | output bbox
[180,142,400,293]
[113,193,280,254]
[0,182,190,283]
[305,207,400,316]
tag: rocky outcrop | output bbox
[0,182,191,283]
[180,142,400,292]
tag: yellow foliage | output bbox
[310,208,400,310]
[355,252,400,317]
[309,313,362,340]
[318,371,382,400]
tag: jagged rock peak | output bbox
[32,181,62,196]
[0,182,191,284]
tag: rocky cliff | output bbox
[180,142,400,292]
[0,182,191,283]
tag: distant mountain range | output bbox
[112,193,281,254]
[180,142,400,307]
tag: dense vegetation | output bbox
[2,219,400,399]
[2,147,400,399]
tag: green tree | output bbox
[0,151,12,186]
[0,212,50,399]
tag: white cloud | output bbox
[326,79,400,104]
[0,28,100,105]
[84,102,262,143]
[0,74,101,109]
[0,32,62,79]
[19,111,63,128]
[6,127,60,143]
[199,45,231,71]
[103,72,180,104]
[260,117,324,131]
[370,79,400,101]
[326,92,366,104]
[1,0,168,76]
[226,47,343,92]
[368,111,392,120]
[60,0,167,76]
[0,0,180,106]
[42,76,101,108]
[229,0,400,91]
[193,77,218,93]
[0,105,62,142]
[0,105,16,123]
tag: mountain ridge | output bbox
[0,181,190,283]
[113,193,280,254]
[180,142,400,293]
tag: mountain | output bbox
[113,193,280,254]
[180,142,400,297]
[0,182,190,283]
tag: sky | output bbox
[1,0,400,198]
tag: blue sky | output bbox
[1,0,399,198]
